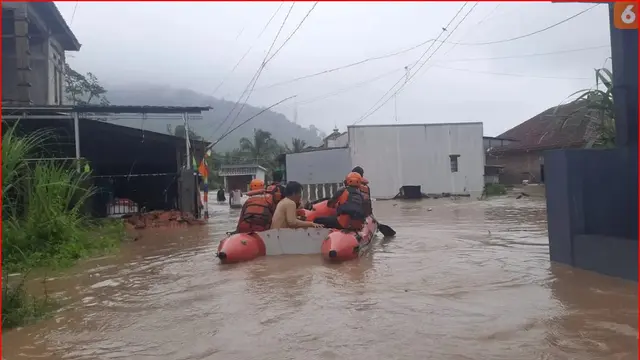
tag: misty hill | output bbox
[105,84,325,151]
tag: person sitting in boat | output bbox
[315,172,366,231]
[271,181,324,229]
[266,171,286,205]
[216,188,226,203]
[235,179,275,233]
[351,166,372,217]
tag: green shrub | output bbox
[1,123,124,328]
[483,183,507,197]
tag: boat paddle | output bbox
[377,222,396,237]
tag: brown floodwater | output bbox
[2,197,637,360]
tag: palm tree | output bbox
[562,67,615,148]
[284,137,307,153]
[238,129,279,167]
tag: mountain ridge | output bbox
[105,84,325,151]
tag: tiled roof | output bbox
[490,100,601,153]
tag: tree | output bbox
[64,63,110,106]
[238,129,279,168]
[562,67,615,148]
[284,137,307,153]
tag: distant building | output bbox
[323,127,348,148]
[284,122,485,201]
[487,100,601,184]
[2,2,80,105]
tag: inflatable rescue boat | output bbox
[216,200,378,264]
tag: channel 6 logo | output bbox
[614,2,638,30]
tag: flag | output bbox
[198,158,209,180]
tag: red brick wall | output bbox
[486,151,543,185]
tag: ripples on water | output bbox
[3,197,637,360]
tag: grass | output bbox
[2,123,125,329]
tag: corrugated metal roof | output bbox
[490,100,601,153]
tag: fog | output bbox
[56,2,612,136]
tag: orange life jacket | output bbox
[236,195,275,233]
[336,187,366,221]
[359,183,372,216]
[266,183,285,204]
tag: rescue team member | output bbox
[235,179,274,233]
[271,181,324,229]
[351,166,372,217]
[266,171,285,205]
[315,172,366,230]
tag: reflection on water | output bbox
[2,197,637,360]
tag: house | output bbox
[482,136,517,184]
[487,100,601,184]
[284,122,485,201]
[323,127,348,148]
[2,2,80,105]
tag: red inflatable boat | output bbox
[216,200,378,264]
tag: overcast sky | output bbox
[55,2,612,136]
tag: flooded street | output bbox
[3,197,637,360]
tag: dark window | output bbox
[449,154,460,173]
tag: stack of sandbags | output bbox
[123,210,206,230]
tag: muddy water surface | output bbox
[2,198,637,360]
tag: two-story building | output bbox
[2,2,80,105]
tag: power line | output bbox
[354,3,478,126]
[295,68,403,105]
[70,2,79,25]
[442,4,600,46]
[211,3,284,96]
[205,4,295,142]
[207,95,297,150]
[265,2,319,64]
[433,64,592,80]
[218,2,318,141]
[215,3,297,139]
[243,38,437,93]
[444,45,611,63]
[225,3,601,96]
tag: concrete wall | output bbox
[348,123,485,199]
[286,148,351,185]
[545,148,638,281]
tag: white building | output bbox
[285,122,485,201]
[349,123,485,199]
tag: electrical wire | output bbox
[216,2,319,142]
[225,3,601,96]
[444,45,611,63]
[206,95,297,150]
[265,2,319,64]
[211,3,284,96]
[205,3,295,142]
[441,4,600,46]
[433,64,592,80]
[70,2,79,25]
[353,3,478,126]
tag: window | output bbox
[449,154,460,173]
[53,67,59,104]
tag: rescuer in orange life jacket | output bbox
[235,178,275,233]
[265,171,286,206]
[314,172,366,230]
[350,166,372,217]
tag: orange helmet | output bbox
[345,172,362,187]
[249,178,265,191]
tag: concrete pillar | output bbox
[13,4,32,105]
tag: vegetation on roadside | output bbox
[482,183,507,198]
[2,123,125,329]
[560,67,615,148]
